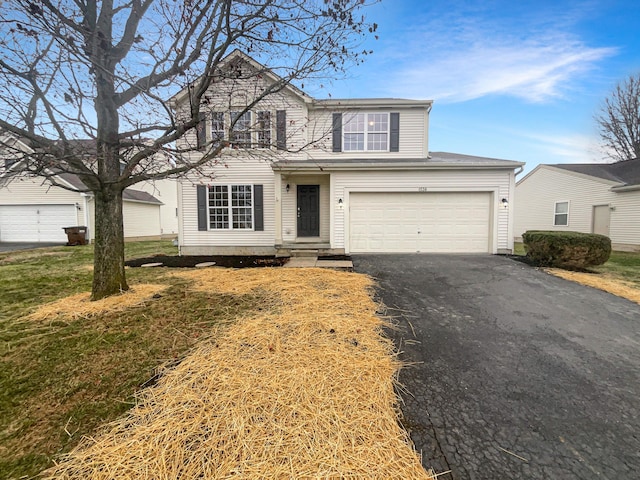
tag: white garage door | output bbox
[0,205,77,242]
[349,192,491,253]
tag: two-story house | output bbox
[172,51,524,256]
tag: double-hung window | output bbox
[230,111,252,148]
[256,111,272,148]
[208,185,253,230]
[211,112,225,145]
[343,112,389,151]
[554,201,569,226]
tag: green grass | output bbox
[514,241,640,288]
[0,242,267,479]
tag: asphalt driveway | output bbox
[353,254,640,480]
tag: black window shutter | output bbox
[196,112,206,149]
[276,110,286,150]
[390,112,400,152]
[253,185,264,231]
[332,113,342,152]
[197,185,208,231]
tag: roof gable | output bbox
[169,49,313,106]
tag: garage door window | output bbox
[554,201,569,226]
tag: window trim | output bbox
[207,184,254,231]
[553,201,569,226]
[342,112,390,152]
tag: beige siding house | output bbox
[175,51,524,255]
[514,160,640,251]
[0,168,165,243]
[0,135,178,243]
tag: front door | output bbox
[592,205,611,237]
[297,185,320,237]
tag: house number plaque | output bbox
[418,187,429,192]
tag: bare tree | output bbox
[0,0,377,299]
[595,73,640,162]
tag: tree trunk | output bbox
[91,188,128,300]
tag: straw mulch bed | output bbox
[43,268,433,479]
[546,268,640,305]
[28,284,168,321]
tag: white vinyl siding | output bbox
[123,202,162,238]
[515,167,614,237]
[179,157,275,249]
[610,190,640,246]
[175,69,309,159]
[87,199,161,240]
[307,108,428,160]
[331,169,513,254]
[135,178,179,235]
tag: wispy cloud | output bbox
[380,15,616,103]
[517,130,605,164]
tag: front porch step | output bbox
[291,249,318,257]
[283,257,353,271]
[275,244,344,258]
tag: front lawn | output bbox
[0,242,268,479]
[513,241,640,302]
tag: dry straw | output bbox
[546,268,640,304]
[43,268,433,479]
[28,284,168,321]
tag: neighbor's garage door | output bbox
[349,192,491,253]
[0,205,77,242]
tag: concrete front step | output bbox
[291,249,318,257]
[283,257,353,271]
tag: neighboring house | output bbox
[173,51,524,255]
[0,171,164,243]
[135,178,179,237]
[0,135,171,243]
[514,159,640,251]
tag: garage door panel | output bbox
[0,205,77,242]
[349,192,491,253]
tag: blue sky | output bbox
[312,0,640,174]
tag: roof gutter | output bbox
[272,161,525,172]
[611,184,640,192]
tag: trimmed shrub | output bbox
[522,230,611,269]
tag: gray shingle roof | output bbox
[273,151,524,170]
[57,172,162,204]
[551,158,640,187]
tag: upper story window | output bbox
[211,112,225,144]
[343,113,389,152]
[256,111,272,148]
[230,111,252,148]
[554,201,569,226]
[208,110,276,149]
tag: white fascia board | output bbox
[312,98,433,109]
[273,161,524,172]
[611,184,640,192]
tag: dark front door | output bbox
[297,185,320,237]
